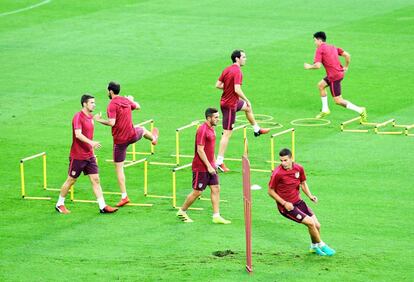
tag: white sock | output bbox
[252,124,260,133]
[56,196,65,207]
[321,96,329,112]
[318,241,326,248]
[121,192,128,199]
[346,101,363,114]
[311,243,318,248]
[180,208,187,213]
[213,212,220,218]
[216,156,224,166]
[97,197,106,210]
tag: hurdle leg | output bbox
[20,162,25,198]
[43,154,47,189]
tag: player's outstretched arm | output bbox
[304,62,322,70]
[94,112,115,127]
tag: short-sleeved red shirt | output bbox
[192,122,216,172]
[218,64,243,108]
[70,111,95,160]
[107,96,137,144]
[268,163,307,207]
[314,42,345,81]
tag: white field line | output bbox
[0,0,51,17]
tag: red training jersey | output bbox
[218,64,243,108]
[70,111,95,160]
[107,96,137,144]
[192,122,216,172]
[268,163,307,207]
[314,42,345,81]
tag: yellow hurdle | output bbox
[405,124,414,136]
[143,160,174,199]
[270,128,295,171]
[172,163,203,210]
[175,121,200,165]
[20,152,53,200]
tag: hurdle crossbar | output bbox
[71,157,153,207]
[175,121,200,165]
[172,163,203,210]
[20,152,56,200]
[142,160,173,199]
[374,119,401,135]
[270,128,295,170]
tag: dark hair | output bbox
[108,81,121,94]
[205,107,218,119]
[279,148,292,158]
[231,49,244,63]
[313,31,326,42]
[81,94,94,106]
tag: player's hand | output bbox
[284,202,294,211]
[310,195,318,203]
[126,95,134,101]
[94,112,102,121]
[90,141,101,149]
[245,99,251,108]
[343,66,348,72]
[208,166,217,175]
[304,63,312,70]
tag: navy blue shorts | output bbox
[192,171,219,191]
[278,200,314,223]
[68,157,98,178]
[113,127,144,163]
[323,76,343,97]
[221,100,245,130]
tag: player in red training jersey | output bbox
[215,50,270,172]
[176,108,231,224]
[268,148,335,256]
[55,94,118,214]
[304,31,367,121]
[95,82,159,207]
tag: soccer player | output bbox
[304,31,367,121]
[268,148,335,256]
[55,94,118,214]
[95,81,159,207]
[176,108,231,224]
[215,50,270,172]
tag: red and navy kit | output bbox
[70,111,94,160]
[192,122,216,172]
[107,96,137,144]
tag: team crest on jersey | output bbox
[295,172,300,179]
[198,183,203,188]
[71,171,76,176]
[296,214,302,220]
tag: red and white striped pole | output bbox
[242,137,253,273]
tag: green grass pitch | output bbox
[1,0,413,281]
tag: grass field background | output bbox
[1,0,413,281]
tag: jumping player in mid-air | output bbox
[304,31,367,121]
